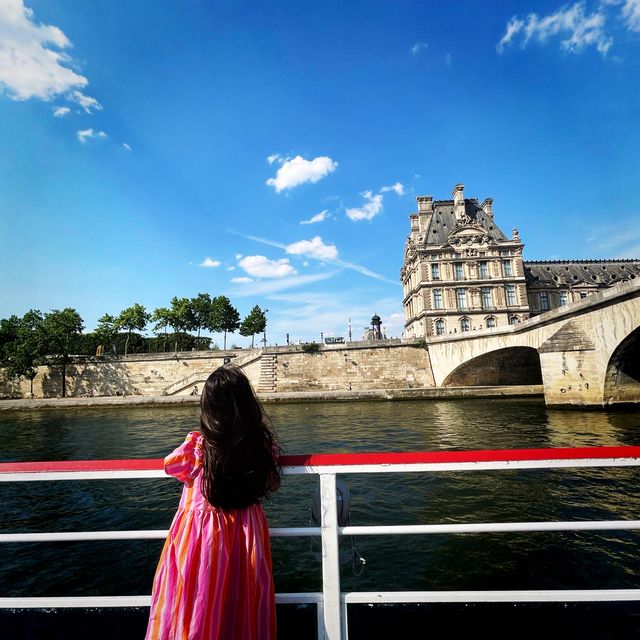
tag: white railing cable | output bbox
[2,520,640,544]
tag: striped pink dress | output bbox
[145,432,276,640]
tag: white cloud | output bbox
[0,1,100,108]
[346,191,384,221]
[226,266,235,271]
[122,142,132,151]
[199,257,221,268]
[285,236,338,260]
[622,0,640,31]
[68,89,101,113]
[300,209,329,225]
[235,253,243,260]
[53,106,69,117]
[497,3,613,56]
[267,153,282,165]
[230,230,401,286]
[230,276,253,284]
[411,41,428,55]
[266,155,338,192]
[381,182,405,196]
[76,128,107,143]
[238,255,297,278]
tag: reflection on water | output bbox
[0,398,639,598]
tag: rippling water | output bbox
[1,399,640,633]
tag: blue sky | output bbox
[1,0,639,346]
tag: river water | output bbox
[1,398,640,636]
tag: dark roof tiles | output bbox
[524,260,640,288]
[423,200,508,246]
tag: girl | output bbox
[146,366,281,640]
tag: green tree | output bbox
[169,297,192,352]
[42,308,84,398]
[95,313,118,354]
[0,311,44,397]
[212,296,240,350]
[189,293,213,342]
[239,305,267,348]
[116,304,151,356]
[151,307,172,352]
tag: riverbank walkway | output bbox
[0,385,543,411]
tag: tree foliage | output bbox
[0,311,44,396]
[213,296,240,350]
[169,297,192,352]
[116,303,150,356]
[188,293,213,340]
[42,308,84,398]
[95,313,118,354]
[240,305,266,348]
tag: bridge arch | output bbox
[442,347,543,387]
[603,326,640,405]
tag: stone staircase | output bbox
[258,353,277,393]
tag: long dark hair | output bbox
[199,365,281,510]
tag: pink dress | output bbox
[145,432,276,640]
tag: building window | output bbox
[539,291,550,310]
[479,261,489,278]
[509,315,519,325]
[580,291,588,299]
[559,291,568,306]
[456,288,467,310]
[433,288,443,310]
[502,260,513,277]
[431,263,440,280]
[460,317,470,332]
[486,316,496,328]
[481,287,492,309]
[505,284,516,306]
[435,319,445,335]
[454,262,464,280]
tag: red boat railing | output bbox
[2,447,640,640]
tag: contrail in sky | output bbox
[229,230,400,286]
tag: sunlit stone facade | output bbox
[401,184,529,338]
[401,184,640,339]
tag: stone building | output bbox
[401,184,640,338]
[525,260,640,315]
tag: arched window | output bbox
[460,317,470,332]
[435,319,445,336]
[486,316,496,328]
[509,315,519,325]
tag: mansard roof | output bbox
[524,259,640,289]
[423,199,508,246]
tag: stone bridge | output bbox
[426,279,640,407]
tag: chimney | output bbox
[416,195,433,213]
[416,195,433,232]
[452,183,465,221]
[481,197,493,219]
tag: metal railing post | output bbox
[319,472,343,640]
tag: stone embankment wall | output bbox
[0,340,434,399]
[0,351,262,399]
[266,340,434,392]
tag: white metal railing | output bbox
[1,446,640,640]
